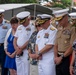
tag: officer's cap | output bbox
[0,9,5,17]
[69,12,76,19]
[36,14,51,26]
[52,9,69,21]
[16,11,30,23]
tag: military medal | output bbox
[44,33,49,38]
[26,27,31,31]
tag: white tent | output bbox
[0,3,53,20]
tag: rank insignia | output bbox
[5,20,10,23]
[50,27,55,31]
[44,33,49,38]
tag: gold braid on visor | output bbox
[36,19,49,25]
[20,19,26,24]
[0,13,2,17]
[55,16,63,21]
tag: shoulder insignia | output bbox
[50,27,55,30]
[5,20,10,23]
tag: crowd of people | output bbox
[0,8,76,75]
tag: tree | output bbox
[0,0,37,3]
[61,0,71,7]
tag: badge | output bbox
[2,25,7,29]
[44,33,49,38]
[38,36,40,38]
[26,28,31,31]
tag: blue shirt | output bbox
[0,19,11,43]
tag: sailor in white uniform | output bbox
[35,14,57,75]
[14,11,35,75]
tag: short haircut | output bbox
[10,17,19,24]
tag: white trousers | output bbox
[16,50,30,75]
[38,53,56,75]
[30,64,38,75]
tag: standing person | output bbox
[4,17,19,75]
[14,11,35,75]
[69,12,76,75]
[53,9,76,75]
[35,14,57,75]
[27,17,43,75]
[0,9,11,75]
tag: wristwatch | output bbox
[61,54,64,59]
[37,51,41,56]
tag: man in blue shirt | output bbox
[0,9,11,75]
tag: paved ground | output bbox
[0,65,38,75]
[30,64,38,75]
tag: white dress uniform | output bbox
[14,24,34,75]
[36,25,57,75]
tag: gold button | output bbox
[64,41,67,43]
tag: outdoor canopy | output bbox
[0,3,53,20]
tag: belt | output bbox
[58,51,65,55]
[58,52,64,55]
[0,43,4,46]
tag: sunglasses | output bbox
[35,24,41,27]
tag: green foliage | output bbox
[52,0,71,8]
[53,0,57,2]
[61,0,71,7]
[53,3,66,9]
[0,0,37,3]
